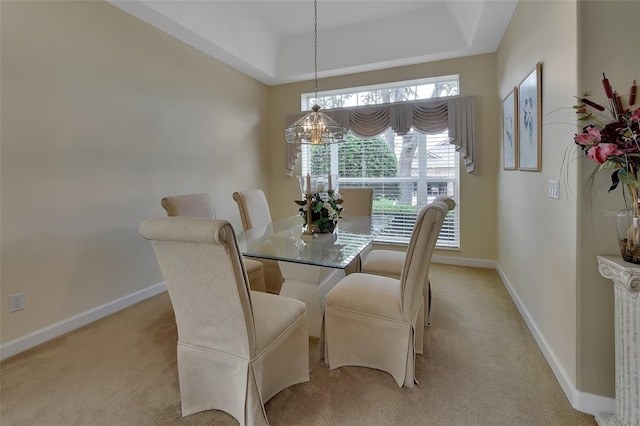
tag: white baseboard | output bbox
[494,264,614,417]
[0,257,617,416]
[574,390,616,417]
[0,282,167,361]
[432,254,497,269]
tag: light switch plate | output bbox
[548,180,560,199]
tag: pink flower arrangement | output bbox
[586,143,623,163]
[574,74,639,195]
[575,75,640,263]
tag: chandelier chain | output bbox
[314,0,318,101]
[283,0,345,145]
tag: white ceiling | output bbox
[107,0,518,86]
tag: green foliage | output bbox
[337,134,397,178]
[309,134,398,178]
[309,144,331,175]
[618,167,640,189]
[372,198,417,213]
[299,192,343,233]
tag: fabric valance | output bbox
[285,96,476,176]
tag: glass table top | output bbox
[236,215,390,269]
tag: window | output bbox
[300,77,460,248]
[301,75,459,109]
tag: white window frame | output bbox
[300,77,460,248]
[301,74,460,110]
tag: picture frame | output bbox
[518,62,542,172]
[502,88,518,170]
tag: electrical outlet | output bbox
[10,293,25,312]
[548,180,560,200]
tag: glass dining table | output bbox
[235,215,389,270]
[236,215,390,337]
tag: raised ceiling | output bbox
[108,0,518,86]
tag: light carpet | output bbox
[0,264,596,425]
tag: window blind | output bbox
[302,129,459,248]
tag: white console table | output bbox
[596,255,640,426]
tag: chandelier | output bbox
[285,0,346,145]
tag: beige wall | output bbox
[1,1,269,343]
[497,0,639,399]
[576,0,640,396]
[267,54,499,262]
[497,0,581,395]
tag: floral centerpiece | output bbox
[573,74,639,262]
[296,191,343,233]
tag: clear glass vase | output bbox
[615,208,640,264]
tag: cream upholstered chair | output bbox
[232,189,273,230]
[360,195,456,324]
[338,187,373,217]
[161,193,266,292]
[323,199,452,388]
[140,217,309,425]
[161,193,216,218]
[339,187,374,275]
[232,190,285,295]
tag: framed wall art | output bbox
[502,88,518,170]
[518,62,542,171]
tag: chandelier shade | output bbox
[284,0,346,145]
[285,105,345,145]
